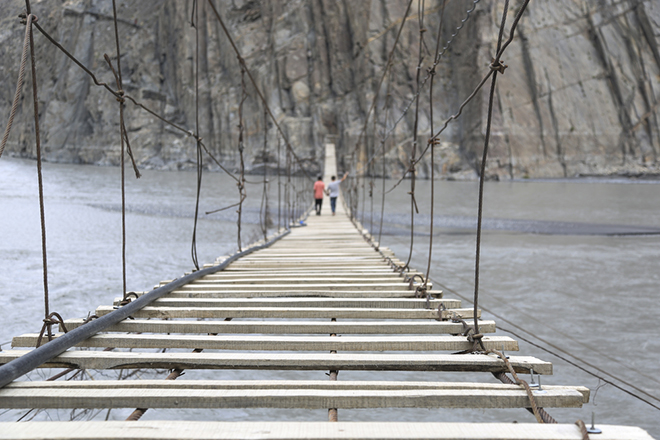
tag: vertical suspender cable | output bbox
[424,1,447,289]
[191,0,202,270]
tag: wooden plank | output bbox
[190,276,407,284]
[199,273,407,279]
[0,386,586,409]
[173,283,420,291]
[112,297,462,309]
[0,421,651,440]
[238,256,385,261]
[93,306,478,320]
[1,380,588,399]
[61,318,496,335]
[163,290,440,298]
[13,334,518,352]
[227,259,390,269]
[0,350,552,373]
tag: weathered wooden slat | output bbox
[0,350,551,373]
[0,421,651,440]
[227,259,389,270]
[13,334,517,352]
[61,319,496,335]
[93,305,477,320]
[112,297,461,309]
[174,283,420,291]
[187,277,407,284]
[1,380,586,396]
[163,290,440,298]
[0,386,586,409]
[199,273,406,280]
[238,256,385,261]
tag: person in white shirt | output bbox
[325,172,348,216]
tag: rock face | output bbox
[1,0,659,179]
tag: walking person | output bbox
[325,172,348,216]
[313,176,325,215]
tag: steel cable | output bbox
[423,0,447,290]
[0,11,31,158]
[191,0,202,270]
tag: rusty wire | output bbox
[376,72,393,251]
[473,0,530,341]
[277,134,282,231]
[487,348,545,423]
[236,67,248,251]
[106,0,140,303]
[401,0,429,272]
[423,0,447,289]
[260,107,270,241]
[191,0,202,270]
[492,368,556,424]
[575,420,591,440]
[23,7,54,343]
[0,11,31,158]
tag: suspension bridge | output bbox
[0,0,656,438]
[0,143,651,439]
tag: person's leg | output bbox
[330,197,337,215]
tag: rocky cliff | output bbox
[1,0,659,179]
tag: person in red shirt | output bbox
[313,176,325,215]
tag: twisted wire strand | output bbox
[23,8,53,340]
[401,0,428,271]
[472,0,513,344]
[191,0,202,270]
[260,107,270,241]
[376,73,394,250]
[236,67,248,251]
[0,12,32,158]
[423,0,448,289]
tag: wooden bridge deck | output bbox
[0,145,652,439]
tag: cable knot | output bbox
[19,12,37,25]
[116,89,125,103]
[490,58,508,74]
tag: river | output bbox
[0,157,658,435]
